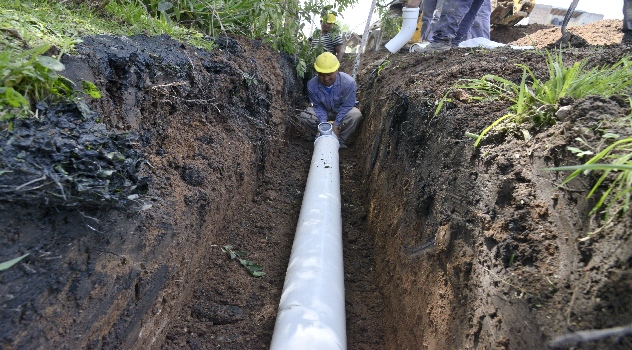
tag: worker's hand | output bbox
[333,124,341,138]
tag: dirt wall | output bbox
[0,34,300,349]
[348,46,632,349]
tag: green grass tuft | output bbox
[436,51,632,147]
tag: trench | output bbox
[2,33,632,350]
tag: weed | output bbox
[436,51,632,147]
[544,98,632,222]
[377,59,390,76]
[0,253,29,271]
[545,137,632,220]
[0,44,102,123]
[108,0,356,76]
[4,0,360,81]
[242,73,258,87]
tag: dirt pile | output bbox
[503,20,626,47]
[491,23,554,44]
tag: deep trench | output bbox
[2,34,632,350]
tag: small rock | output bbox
[556,105,572,121]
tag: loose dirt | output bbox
[1,20,631,350]
[492,20,626,47]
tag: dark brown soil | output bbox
[1,21,631,350]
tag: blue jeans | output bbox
[624,0,632,34]
[452,0,485,45]
[431,0,476,44]
[421,0,441,41]
[466,0,491,41]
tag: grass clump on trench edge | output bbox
[0,44,101,127]
[435,50,632,231]
[545,111,632,228]
[0,0,209,124]
[2,0,359,79]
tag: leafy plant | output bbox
[377,3,402,40]
[436,52,632,147]
[222,245,266,277]
[110,0,358,77]
[0,44,102,124]
[5,0,359,80]
[1,2,85,53]
[377,59,390,76]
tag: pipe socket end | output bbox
[402,7,421,18]
[318,122,333,135]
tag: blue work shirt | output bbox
[307,72,357,126]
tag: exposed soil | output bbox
[1,20,631,350]
[492,20,626,47]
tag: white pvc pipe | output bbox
[270,123,346,350]
[384,7,421,53]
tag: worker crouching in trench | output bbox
[299,52,362,149]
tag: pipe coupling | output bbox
[318,122,334,135]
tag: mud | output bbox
[0,101,146,207]
[1,22,631,350]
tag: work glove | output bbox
[333,124,341,138]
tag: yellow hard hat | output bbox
[321,13,336,24]
[314,52,340,74]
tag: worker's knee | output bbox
[344,108,362,123]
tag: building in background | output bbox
[528,4,604,26]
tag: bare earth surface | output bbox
[493,20,626,47]
[1,20,631,350]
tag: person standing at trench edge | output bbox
[299,52,362,149]
[420,0,490,44]
[407,0,487,52]
[310,12,344,62]
[624,0,632,43]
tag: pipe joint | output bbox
[384,7,420,53]
[318,122,333,135]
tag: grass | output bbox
[550,94,632,224]
[0,44,84,126]
[0,1,214,52]
[0,0,207,123]
[0,0,360,117]
[435,51,632,147]
[545,111,632,220]
[0,253,29,271]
